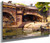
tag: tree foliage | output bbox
[35,2,50,18]
[35,2,50,12]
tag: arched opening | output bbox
[3,12,15,27]
[23,14,39,22]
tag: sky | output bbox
[3,0,37,6]
[3,0,50,6]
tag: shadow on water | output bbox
[2,35,49,42]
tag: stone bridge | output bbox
[3,2,16,23]
[3,2,43,27]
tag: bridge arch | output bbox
[3,12,15,26]
[3,9,13,16]
[19,14,42,28]
[23,14,42,22]
[3,12,15,21]
[3,9,16,22]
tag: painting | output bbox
[2,1,50,40]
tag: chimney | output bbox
[8,1,12,3]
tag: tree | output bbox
[35,2,50,22]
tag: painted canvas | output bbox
[2,1,50,41]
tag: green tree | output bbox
[35,2,50,22]
[35,2,50,11]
